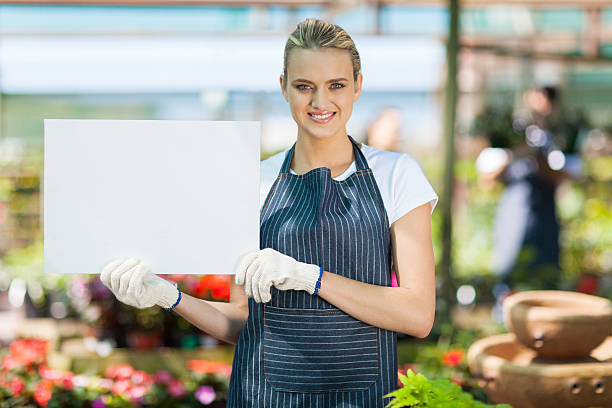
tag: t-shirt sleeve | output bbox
[391,154,438,223]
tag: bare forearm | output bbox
[317,271,434,338]
[172,293,247,345]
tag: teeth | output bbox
[312,113,333,119]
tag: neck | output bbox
[291,132,355,178]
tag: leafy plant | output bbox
[384,370,511,408]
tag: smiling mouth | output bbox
[308,112,336,123]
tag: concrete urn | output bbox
[468,290,612,408]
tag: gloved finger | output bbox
[110,258,140,292]
[252,265,267,303]
[101,259,124,287]
[127,262,147,300]
[235,251,259,286]
[244,258,262,299]
[258,276,273,303]
[119,262,140,296]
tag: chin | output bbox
[301,126,344,141]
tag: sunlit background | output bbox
[0,1,610,406]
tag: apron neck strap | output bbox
[280,135,368,175]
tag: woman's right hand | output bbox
[100,258,180,310]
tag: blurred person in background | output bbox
[365,107,402,152]
[475,86,586,291]
[99,18,438,407]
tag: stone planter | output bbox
[503,290,612,359]
[468,333,612,408]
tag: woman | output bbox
[101,18,438,407]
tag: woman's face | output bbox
[280,47,362,142]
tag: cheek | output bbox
[288,94,309,112]
[339,94,355,114]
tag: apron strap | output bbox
[279,135,368,175]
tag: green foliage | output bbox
[469,104,519,149]
[384,370,511,408]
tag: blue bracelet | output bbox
[313,266,323,295]
[164,284,182,311]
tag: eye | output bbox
[331,83,345,89]
[296,84,311,91]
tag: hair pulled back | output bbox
[282,18,361,87]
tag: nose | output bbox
[311,88,332,110]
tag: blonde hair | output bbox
[282,18,361,88]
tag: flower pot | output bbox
[467,333,612,408]
[126,331,163,349]
[503,290,612,359]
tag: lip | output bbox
[308,112,336,124]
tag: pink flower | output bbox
[153,370,173,384]
[39,365,63,381]
[91,397,106,408]
[131,370,151,385]
[167,379,186,397]
[98,378,114,390]
[105,364,134,381]
[195,385,216,405]
[72,375,90,387]
[2,355,20,371]
[128,384,148,401]
[111,379,131,395]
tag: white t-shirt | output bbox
[260,143,438,226]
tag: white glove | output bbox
[100,258,180,310]
[235,248,321,303]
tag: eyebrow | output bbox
[291,78,349,85]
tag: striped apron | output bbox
[227,135,397,407]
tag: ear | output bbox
[353,73,363,102]
[280,75,288,102]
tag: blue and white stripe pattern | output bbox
[228,135,397,407]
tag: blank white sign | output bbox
[44,119,260,275]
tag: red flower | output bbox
[34,380,53,407]
[10,338,48,366]
[105,364,134,381]
[442,350,464,367]
[187,360,232,377]
[167,274,188,283]
[62,371,74,390]
[576,274,599,295]
[10,377,25,397]
[451,377,463,387]
[195,275,231,301]
[167,379,186,397]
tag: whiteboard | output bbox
[43,119,260,275]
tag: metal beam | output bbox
[381,0,611,7]
[462,43,612,63]
[439,0,459,322]
[2,0,610,6]
[0,0,331,5]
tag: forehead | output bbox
[286,48,353,81]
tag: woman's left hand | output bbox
[234,248,321,303]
